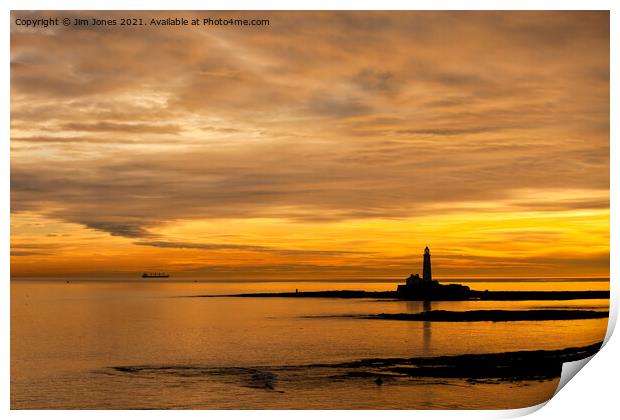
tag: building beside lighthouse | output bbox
[396,246,470,300]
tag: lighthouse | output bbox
[397,246,469,300]
[423,246,432,282]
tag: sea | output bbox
[10,278,610,409]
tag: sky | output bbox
[10,11,609,280]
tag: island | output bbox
[194,247,609,301]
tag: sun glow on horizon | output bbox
[10,11,609,281]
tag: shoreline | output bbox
[313,309,609,322]
[193,289,610,301]
[110,342,603,384]
[322,341,604,381]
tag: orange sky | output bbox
[10,11,609,279]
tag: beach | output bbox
[10,279,609,409]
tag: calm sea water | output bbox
[11,279,609,409]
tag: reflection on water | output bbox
[423,301,432,353]
[10,280,609,409]
[405,301,433,352]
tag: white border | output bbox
[3,1,617,419]
[1,0,617,11]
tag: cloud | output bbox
[10,128,609,238]
[60,122,181,134]
[352,68,396,93]
[396,127,503,136]
[11,136,177,145]
[10,10,609,243]
[11,250,47,256]
[134,240,368,256]
[10,243,60,257]
[304,95,372,118]
[84,222,154,238]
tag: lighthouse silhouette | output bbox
[423,246,432,282]
[396,246,470,299]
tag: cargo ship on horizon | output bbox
[141,272,170,278]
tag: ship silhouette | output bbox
[141,272,170,278]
